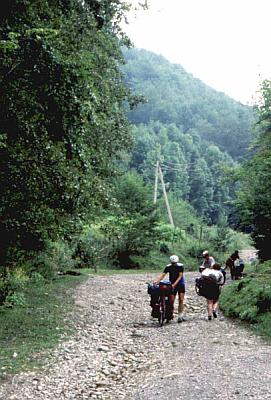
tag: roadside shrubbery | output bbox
[152,196,253,269]
[0,241,70,306]
[220,261,271,338]
[73,225,110,271]
[0,267,29,307]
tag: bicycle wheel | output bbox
[158,297,165,326]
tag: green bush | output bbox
[4,292,26,308]
[29,272,46,284]
[220,261,271,338]
[0,267,29,306]
[73,224,110,270]
[131,250,169,271]
[155,223,185,244]
[256,313,271,338]
[101,214,159,268]
[29,241,76,278]
[159,243,170,254]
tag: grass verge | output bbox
[0,271,89,381]
[0,266,162,381]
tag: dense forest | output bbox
[0,0,137,300]
[0,0,270,335]
[122,48,255,160]
[121,48,256,225]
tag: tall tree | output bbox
[0,0,133,264]
[236,80,271,260]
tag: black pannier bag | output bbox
[148,283,160,317]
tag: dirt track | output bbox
[0,266,270,400]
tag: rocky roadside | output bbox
[0,270,270,400]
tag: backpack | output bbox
[195,274,218,297]
[203,273,218,283]
[201,268,222,284]
[195,277,207,296]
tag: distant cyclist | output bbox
[155,255,185,323]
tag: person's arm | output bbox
[172,271,183,289]
[210,257,215,267]
[218,271,225,285]
[154,272,166,284]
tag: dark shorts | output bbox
[173,283,185,295]
[204,284,221,301]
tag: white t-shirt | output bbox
[234,259,240,267]
[202,256,215,268]
[201,268,224,285]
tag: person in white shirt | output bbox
[202,250,215,268]
[199,250,215,273]
[201,263,224,320]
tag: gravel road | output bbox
[0,268,270,400]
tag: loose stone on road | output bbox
[0,271,270,400]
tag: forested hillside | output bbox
[122,48,255,159]
[121,48,256,224]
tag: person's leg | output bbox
[207,299,213,320]
[177,286,185,322]
[212,299,219,318]
[166,293,175,320]
[178,292,185,313]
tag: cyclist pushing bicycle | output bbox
[154,255,186,323]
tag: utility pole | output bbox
[153,161,159,204]
[158,163,174,227]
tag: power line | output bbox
[160,166,184,172]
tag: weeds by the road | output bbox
[220,261,271,340]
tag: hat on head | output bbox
[170,254,179,263]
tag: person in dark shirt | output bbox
[155,255,185,322]
[225,250,239,280]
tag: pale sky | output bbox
[124,0,271,105]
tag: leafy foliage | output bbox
[0,0,133,266]
[122,47,255,159]
[129,120,236,223]
[73,225,110,270]
[235,80,271,260]
[220,261,271,338]
[120,49,256,223]
[101,173,160,268]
